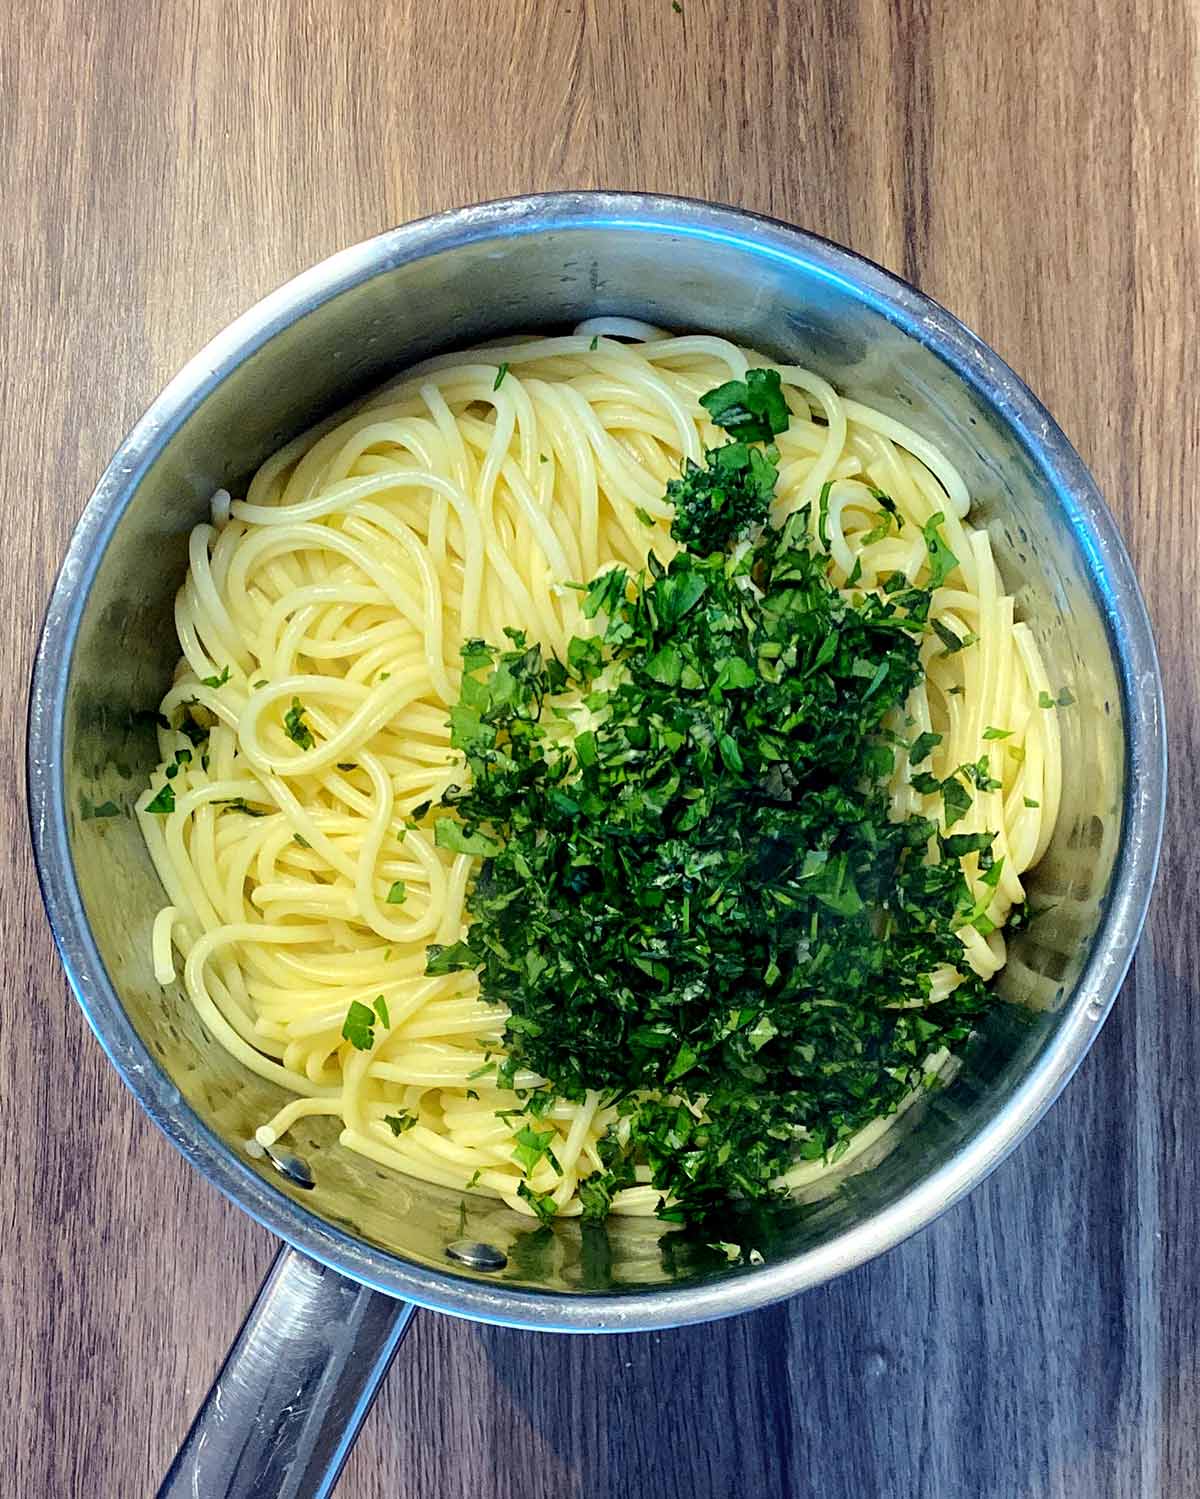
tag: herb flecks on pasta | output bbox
[137,326,1062,1237]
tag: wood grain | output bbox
[1,1,1195,1494]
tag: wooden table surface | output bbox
[3,2,1196,1495]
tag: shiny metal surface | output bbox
[157,1246,415,1498]
[28,194,1165,1336]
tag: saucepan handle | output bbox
[158,1244,417,1499]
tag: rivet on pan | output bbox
[264,1144,316,1190]
[446,1240,508,1272]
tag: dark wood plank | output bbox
[1,0,1193,1495]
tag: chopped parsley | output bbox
[666,441,779,556]
[517,1180,558,1224]
[342,1001,377,1051]
[921,513,959,589]
[284,697,314,749]
[493,362,509,390]
[699,368,790,443]
[909,731,942,765]
[424,380,1003,1236]
[373,994,391,1028]
[511,1125,560,1174]
[931,618,974,655]
[215,797,267,816]
[145,782,175,815]
[386,880,407,905]
[201,664,231,688]
[384,1111,416,1136]
[1039,688,1075,709]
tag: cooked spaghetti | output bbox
[138,324,1061,1225]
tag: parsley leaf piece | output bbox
[145,783,175,815]
[425,941,480,976]
[931,617,971,655]
[341,1000,376,1051]
[493,362,510,390]
[921,512,959,589]
[215,797,267,816]
[200,665,231,689]
[517,1180,558,1224]
[386,880,407,905]
[909,731,942,765]
[982,726,1011,740]
[511,1125,559,1174]
[373,994,391,1028]
[435,819,504,857]
[699,368,790,443]
[384,1111,416,1136]
[284,697,315,750]
[589,334,599,350]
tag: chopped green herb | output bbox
[921,512,959,589]
[511,1125,560,1174]
[284,697,314,750]
[667,440,778,554]
[493,362,510,390]
[145,783,175,815]
[909,731,942,765]
[341,1000,376,1051]
[425,428,999,1235]
[337,762,358,772]
[982,726,1011,740]
[1024,796,1040,808]
[386,880,407,905]
[435,819,504,857]
[426,940,480,976]
[384,1111,416,1136]
[588,335,599,351]
[89,799,122,819]
[699,368,790,444]
[293,833,311,848]
[1039,688,1075,708]
[165,748,192,780]
[517,1180,558,1224]
[931,618,974,655]
[201,665,231,689]
[215,798,267,816]
[373,994,391,1028]
[634,505,655,527]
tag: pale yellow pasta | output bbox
[137,325,1060,1221]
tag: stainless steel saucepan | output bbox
[27,193,1165,1498]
